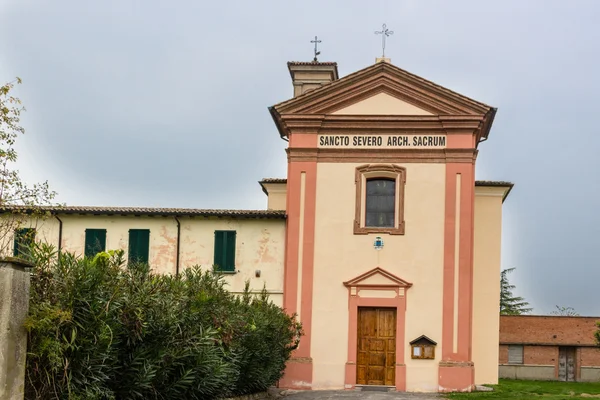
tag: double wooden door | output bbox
[558,347,576,382]
[357,307,396,386]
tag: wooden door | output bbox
[559,347,576,382]
[357,308,396,386]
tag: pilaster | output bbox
[0,258,34,400]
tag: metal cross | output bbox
[311,35,322,61]
[375,24,394,58]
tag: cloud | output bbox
[1,0,599,314]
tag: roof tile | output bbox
[287,61,338,66]
[259,178,287,184]
[261,178,512,187]
[2,205,286,219]
[475,180,513,187]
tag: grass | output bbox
[446,379,600,400]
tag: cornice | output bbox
[355,163,406,176]
[279,114,483,134]
[0,257,35,270]
[286,148,477,164]
[475,182,513,202]
[478,108,497,142]
[279,114,325,132]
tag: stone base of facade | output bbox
[438,361,474,392]
[278,357,313,390]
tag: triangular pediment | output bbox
[343,267,412,288]
[272,62,494,117]
[332,92,433,116]
[409,335,437,346]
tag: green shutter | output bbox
[13,228,35,258]
[214,231,225,270]
[226,231,236,271]
[128,229,150,264]
[214,230,236,272]
[85,229,106,257]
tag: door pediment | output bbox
[343,267,412,289]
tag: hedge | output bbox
[24,243,302,400]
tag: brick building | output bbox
[499,315,600,382]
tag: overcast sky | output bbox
[1,0,599,316]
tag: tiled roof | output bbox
[258,178,287,195]
[475,180,514,202]
[3,181,513,216]
[259,178,287,184]
[2,205,286,219]
[258,178,514,187]
[258,178,511,187]
[475,180,513,187]
[287,61,338,66]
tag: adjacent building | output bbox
[500,315,600,382]
[6,57,513,392]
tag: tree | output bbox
[0,78,57,255]
[500,267,532,315]
[550,305,579,316]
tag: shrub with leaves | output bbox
[24,244,302,400]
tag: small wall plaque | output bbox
[374,236,384,250]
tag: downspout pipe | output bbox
[55,214,63,255]
[175,216,181,276]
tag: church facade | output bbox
[7,58,512,392]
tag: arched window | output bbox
[365,178,396,227]
[354,164,406,235]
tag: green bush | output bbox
[24,243,302,400]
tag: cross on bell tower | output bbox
[311,36,322,62]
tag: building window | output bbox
[14,228,36,259]
[409,335,437,360]
[508,345,524,365]
[366,178,396,227]
[128,229,150,264]
[214,230,236,273]
[355,164,406,235]
[85,229,107,258]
